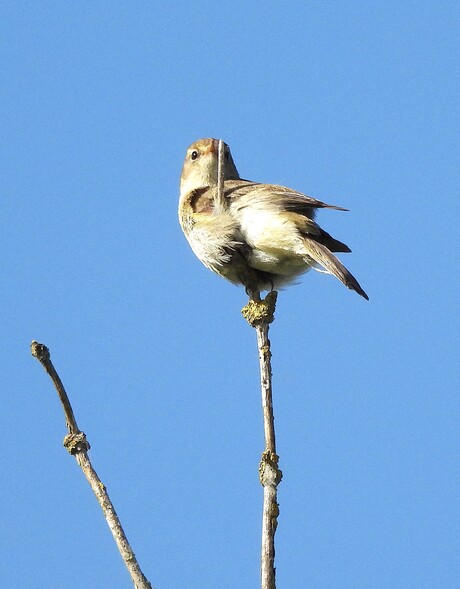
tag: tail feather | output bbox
[303,238,369,300]
[311,229,352,253]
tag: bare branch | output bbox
[215,138,226,213]
[31,341,80,436]
[241,293,282,589]
[30,341,153,589]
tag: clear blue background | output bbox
[2,2,459,588]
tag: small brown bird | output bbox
[179,138,368,301]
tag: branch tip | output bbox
[241,291,278,327]
[30,340,50,362]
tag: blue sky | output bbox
[2,2,459,588]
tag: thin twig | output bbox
[241,293,282,589]
[30,341,153,589]
[215,138,226,213]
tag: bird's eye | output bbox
[190,150,199,161]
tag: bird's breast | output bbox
[179,205,243,274]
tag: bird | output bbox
[179,138,368,301]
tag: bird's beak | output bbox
[203,139,218,155]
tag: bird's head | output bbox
[180,138,239,194]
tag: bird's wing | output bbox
[224,180,351,253]
[224,180,348,214]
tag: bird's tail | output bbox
[302,238,369,300]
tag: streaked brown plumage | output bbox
[179,138,368,301]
